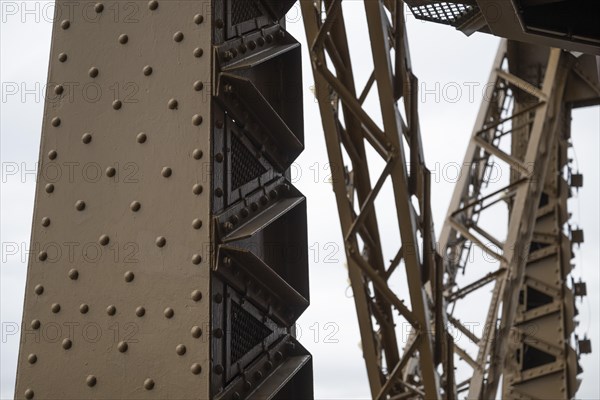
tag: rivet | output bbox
[223,222,233,232]
[31,320,41,330]
[193,81,204,91]
[68,269,79,280]
[94,3,104,13]
[112,100,122,110]
[75,200,86,211]
[155,236,166,247]
[192,219,202,230]
[214,364,224,375]
[62,338,72,350]
[143,65,153,76]
[136,132,147,143]
[193,149,203,159]
[130,201,141,212]
[38,251,48,261]
[213,328,224,339]
[47,149,57,160]
[168,99,178,110]
[89,67,99,78]
[269,190,278,199]
[233,392,241,400]
[117,341,128,353]
[51,303,61,313]
[164,307,174,318]
[28,354,37,364]
[144,378,155,390]
[214,293,223,303]
[192,114,203,126]
[136,306,146,317]
[124,271,134,282]
[148,0,158,11]
[215,188,224,197]
[191,290,202,302]
[191,326,202,338]
[82,133,92,144]
[58,53,68,62]
[25,389,34,399]
[193,48,203,58]
[34,284,44,295]
[176,344,186,355]
[80,304,89,314]
[193,184,203,195]
[86,375,97,387]
[51,117,61,127]
[266,34,273,43]
[106,167,116,178]
[191,363,202,375]
[54,85,64,95]
[215,153,224,163]
[216,19,224,29]
[173,31,184,42]
[61,20,70,30]
[194,14,203,24]
[274,351,283,361]
[215,120,224,129]
[41,217,51,227]
[161,167,172,177]
[244,380,252,390]
[99,234,110,246]
[248,41,256,50]
[240,208,249,218]
[192,254,202,265]
[260,195,268,205]
[265,361,273,370]
[107,305,116,316]
[118,34,128,44]
[257,37,265,46]
[255,371,263,380]
[277,30,285,39]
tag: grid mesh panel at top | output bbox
[411,2,476,26]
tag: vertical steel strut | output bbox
[301,1,452,398]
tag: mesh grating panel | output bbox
[231,0,263,26]
[231,133,267,190]
[231,302,272,363]
[411,2,476,26]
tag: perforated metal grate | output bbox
[231,133,267,190]
[231,0,263,26]
[411,2,476,26]
[230,302,272,363]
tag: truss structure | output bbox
[439,41,598,399]
[301,1,454,398]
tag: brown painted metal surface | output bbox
[12,1,598,399]
[15,1,311,399]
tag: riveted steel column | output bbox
[15,1,213,398]
[15,1,310,399]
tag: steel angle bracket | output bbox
[214,335,313,400]
[214,246,309,327]
[214,27,303,172]
[213,177,309,327]
[216,73,303,172]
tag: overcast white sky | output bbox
[1,1,598,399]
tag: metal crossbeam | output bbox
[302,0,451,398]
